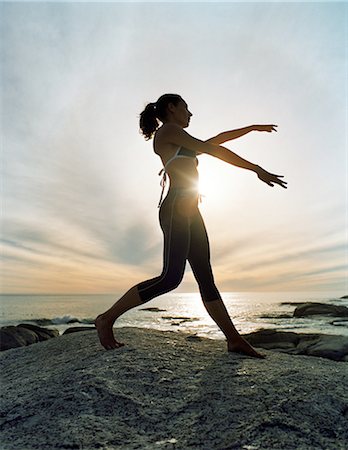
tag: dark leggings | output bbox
[136,188,222,303]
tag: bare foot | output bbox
[227,337,265,359]
[95,314,125,350]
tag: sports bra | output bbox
[157,146,198,207]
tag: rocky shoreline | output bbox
[0,327,347,450]
[1,301,347,362]
[1,323,348,362]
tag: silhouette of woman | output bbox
[96,94,287,357]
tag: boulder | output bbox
[63,327,96,335]
[244,329,348,361]
[293,302,348,317]
[18,323,59,340]
[0,324,59,351]
[34,318,53,326]
[244,329,300,349]
[140,307,166,312]
[0,326,39,351]
[301,335,348,362]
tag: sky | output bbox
[1,1,347,295]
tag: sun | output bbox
[198,157,231,203]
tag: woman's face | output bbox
[170,99,193,128]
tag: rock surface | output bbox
[0,327,347,450]
[293,302,348,317]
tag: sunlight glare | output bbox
[198,156,237,206]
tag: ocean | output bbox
[1,291,347,339]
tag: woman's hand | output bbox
[256,166,287,188]
[253,124,278,133]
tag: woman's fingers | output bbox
[266,124,277,132]
[265,174,287,188]
[276,179,287,188]
[257,124,278,132]
[271,174,287,186]
[257,168,287,189]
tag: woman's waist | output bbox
[166,164,198,183]
[164,185,201,211]
[161,186,201,216]
[167,184,199,196]
[167,174,199,192]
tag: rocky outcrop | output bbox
[63,327,96,335]
[293,302,348,317]
[0,327,347,450]
[1,322,347,362]
[139,307,167,312]
[245,329,300,349]
[0,326,39,351]
[18,323,59,340]
[0,324,58,351]
[244,329,348,361]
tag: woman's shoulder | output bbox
[154,126,180,157]
[156,123,182,138]
[155,123,182,146]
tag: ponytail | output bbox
[139,103,158,140]
[139,93,182,140]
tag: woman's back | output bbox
[154,125,199,190]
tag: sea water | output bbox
[1,291,347,339]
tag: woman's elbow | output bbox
[205,134,224,145]
[201,142,221,157]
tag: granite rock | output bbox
[245,329,348,361]
[0,325,58,351]
[0,327,347,450]
[293,302,348,317]
[63,327,96,335]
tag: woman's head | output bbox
[139,94,192,140]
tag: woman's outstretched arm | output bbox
[206,125,277,145]
[161,123,287,189]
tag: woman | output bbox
[96,94,287,357]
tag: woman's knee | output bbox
[137,269,184,303]
[199,281,222,302]
[163,270,184,292]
